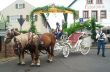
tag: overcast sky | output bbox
[0,0,74,29]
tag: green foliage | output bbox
[29,23,37,33]
[62,22,67,29]
[63,18,103,37]
[30,5,76,29]
[19,30,28,33]
[63,20,91,35]
[83,19,91,30]
[0,14,8,30]
[91,18,96,41]
[96,24,104,28]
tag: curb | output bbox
[0,57,17,64]
[91,45,110,49]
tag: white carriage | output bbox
[54,32,91,57]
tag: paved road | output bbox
[0,49,110,72]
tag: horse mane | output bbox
[5,28,20,44]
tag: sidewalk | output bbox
[91,43,110,49]
[0,56,17,64]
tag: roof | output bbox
[0,0,35,11]
[68,0,77,7]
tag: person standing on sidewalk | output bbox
[96,28,107,57]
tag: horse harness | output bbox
[37,34,49,54]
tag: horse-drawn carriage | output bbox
[54,32,91,57]
[4,28,91,66]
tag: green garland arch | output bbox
[30,5,77,33]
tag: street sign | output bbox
[79,18,83,24]
[18,16,25,26]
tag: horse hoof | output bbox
[30,65,35,67]
[17,63,21,65]
[47,60,52,63]
[36,65,40,67]
[21,64,25,66]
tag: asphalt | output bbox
[0,43,110,63]
[0,49,110,72]
[0,42,110,63]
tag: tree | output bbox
[91,18,96,41]
[0,13,8,30]
[29,23,37,33]
[29,13,37,34]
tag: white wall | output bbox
[35,14,50,34]
[0,0,50,33]
[70,0,110,26]
[1,0,34,30]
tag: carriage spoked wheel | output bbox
[62,43,70,58]
[80,41,90,55]
[54,43,61,55]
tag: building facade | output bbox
[0,0,51,33]
[70,0,110,26]
[0,0,51,52]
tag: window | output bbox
[7,16,10,22]
[100,10,106,19]
[83,11,89,19]
[35,15,37,21]
[87,0,93,4]
[15,4,18,9]
[10,15,20,22]
[15,4,25,9]
[96,0,103,4]
[26,15,29,21]
[91,11,98,21]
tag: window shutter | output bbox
[26,15,29,21]
[7,16,10,22]
[83,11,89,19]
[16,4,18,9]
[100,10,106,19]
[23,4,25,8]
[35,15,37,21]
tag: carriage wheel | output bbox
[62,43,70,58]
[80,36,91,55]
[80,44,90,55]
[54,42,62,56]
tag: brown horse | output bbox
[4,28,20,44]
[12,32,40,66]
[4,28,20,57]
[5,29,39,66]
[36,33,56,66]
